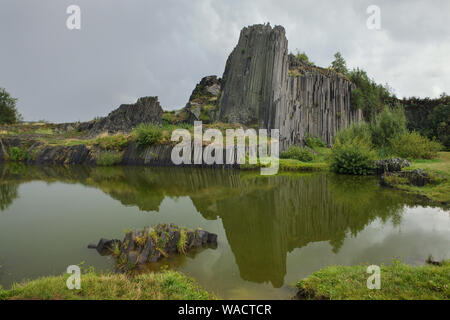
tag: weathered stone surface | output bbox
[91,224,218,268]
[375,158,410,174]
[88,96,163,135]
[137,238,154,264]
[381,169,432,187]
[183,76,221,124]
[216,24,362,150]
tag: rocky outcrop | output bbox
[87,96,163,135]
[88,224,218,268]
[216,24,362,150]
[375,158,411,174]
[183,76,221,124]
[381,169,432,187]
[217,24,288,127]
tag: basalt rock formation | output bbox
[182,76,222,124]
[83,96,163,136]
[214,24,362,150]
[88,224,218,267]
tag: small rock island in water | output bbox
[88,224,218,269]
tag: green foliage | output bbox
[349,68,393,121]
[280,146,315,162]
[334,122,373,146]
[305,135,327,149]
[330,138,376,175]
[425,98,449,150]
[8,147,29,162]
[177,228,188,255]
[0,88,21,124]
[295,50,314,65]
[96,151,122,166]
[389,131,442,160]
[93,134,130,151]
[134,123,163,147]
[330,52,348,75]
[370,106,407,148]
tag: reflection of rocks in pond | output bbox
[88,224,218,269]
[2,165,434,287]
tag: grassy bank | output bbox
[296,260,450,300]
[0,270,214,300]
[384,152,450,204]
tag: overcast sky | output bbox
[0,0,448,122]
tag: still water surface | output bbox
[0,165,448,299]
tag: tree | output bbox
[295,50,314,65]
[0,88,21,124]
[330,51,348,75]
[348,68,393,121]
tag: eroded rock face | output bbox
[183,76,221,123]
[216,24,363,150]
[88,96,163,135]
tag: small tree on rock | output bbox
[0,88,21,124]
[330,52,348,75]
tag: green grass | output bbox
[296,260,450,300]
[0,270,214,300]
[96,151,122,166]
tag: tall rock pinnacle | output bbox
[216,24,363,150]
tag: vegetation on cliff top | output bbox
[0,269,214,300]
[297,260,450,300]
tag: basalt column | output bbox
[217,24,363,151]
[216,24,289,129]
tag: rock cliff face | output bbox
[216,24,362,150]
[86,96,163,135]
[183,76,221,123]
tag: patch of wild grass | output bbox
[96,151,122,166]
[0,269,214,300]
[297,260,450,300]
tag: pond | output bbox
[0,165,449,299]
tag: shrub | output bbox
[280,146,315,162]
[389,131,442,159]
[96,151,122,166]
[135,123,163,147]
[94,134,130,151]
[305,135,327,149]
[0,88,21,124]
[348,68,393,121]
[330,139,376,175]
[370,106,407,148]
[334,122,372,146]
[8,147,29,162]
